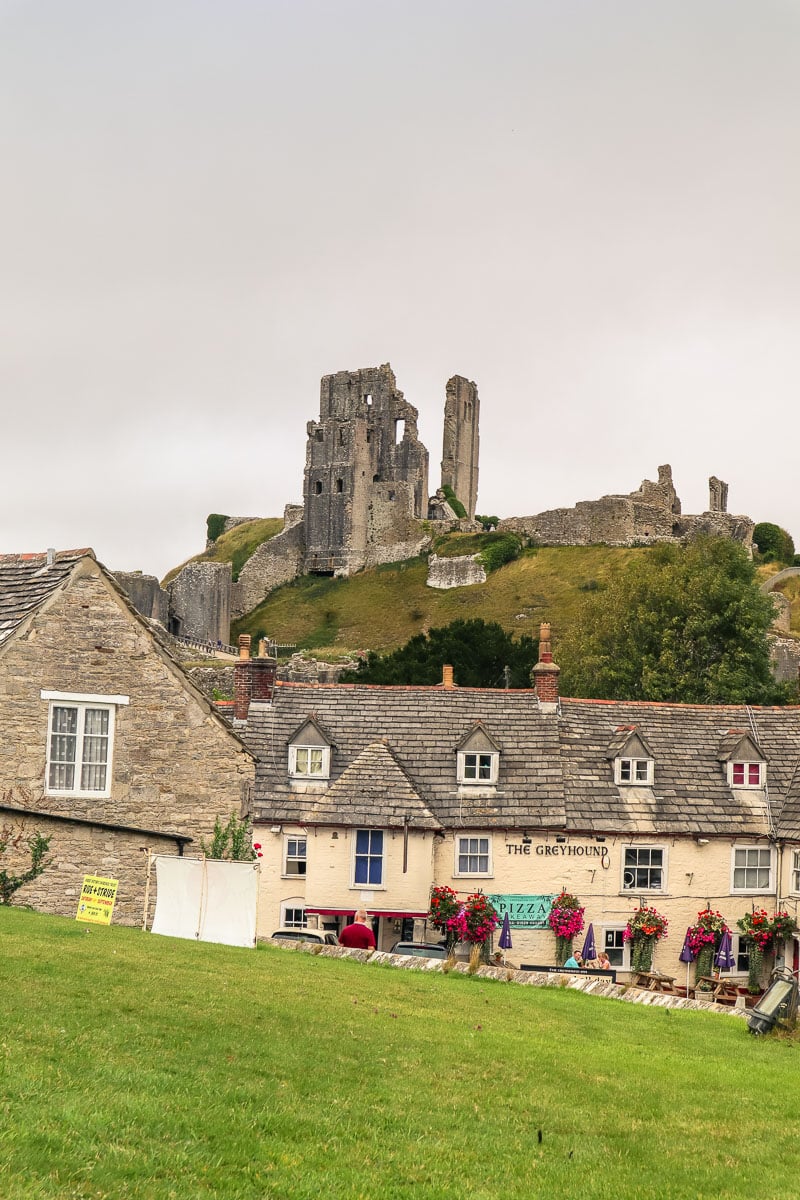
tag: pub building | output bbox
[233,627,800,980]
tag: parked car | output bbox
[390,941,448,960]
[270,928,339,945]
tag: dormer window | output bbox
[616,757,653,786]
[730,762,763,788]
[456,723,501,787]
[606,726,655,788]
[287,716,332,781]
[718,731,766,791]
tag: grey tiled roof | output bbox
[0,550,92,647]
[245,682,800,840]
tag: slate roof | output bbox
[245,682,800,840]
[0,550,92,647]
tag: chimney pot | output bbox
[532,621,560,709]
[238,634,251,660]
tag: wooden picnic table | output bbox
[695,975,740,1003]
[632,970,678,993]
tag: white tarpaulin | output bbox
[150,855,259,949]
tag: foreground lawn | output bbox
[1,909,799,1199]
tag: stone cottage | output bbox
[232,629,800,984]
[0,549,254,925]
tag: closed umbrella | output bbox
[679,927,696,994]
[581,923,597,963]
[715,929,736,972]
[498,912,513,957]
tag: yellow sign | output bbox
[76,875,119,925]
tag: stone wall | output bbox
[770,637,800,683]
[114,572,169,626]
[167,560,232,643]
[232,512,306,619]
[426,553,487,589]
[499,465,754,553]
[441,375,480,520]
[303,363,430,576]
[0,559,254,923]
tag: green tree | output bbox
[558,538,781,704]
[341,618,538,688]
[753,522,795,565]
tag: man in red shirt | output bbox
[338,909,376,949]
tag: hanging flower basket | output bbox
[737,909,798,994]
[624,905,669,973]
[686,907,729,990]
[428,885,461,951]
[548,891,585,966]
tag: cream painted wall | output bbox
[254,820,800,979]
[254,821,436,938]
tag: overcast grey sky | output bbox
[2,1,799,579]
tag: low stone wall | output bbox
[262,939,748,1018]
[426,553,486,589]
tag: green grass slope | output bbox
[233,544,644,657]
[2,907,799,1200]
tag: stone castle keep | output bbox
[116,364,754,642]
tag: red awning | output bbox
[305,907,428,918]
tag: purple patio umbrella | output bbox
[679,927,696,994]
[715,929,736,972]
[498,912,513,959]
[581,923,597,963]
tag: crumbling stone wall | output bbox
[441,375,480,520]
[232,508,306,619]
[167,561,232,643]
[303,364,430,576]
[500,466,753,553]
[427,554,487,589]
[114,572,169,626]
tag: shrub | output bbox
[206,513,230,543]
[754,522,795,565]
[201,813,255,861]
[477,533,522,574]
[441,485,467,519]
[0,824,52,904]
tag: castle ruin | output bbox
[499,465,754,551]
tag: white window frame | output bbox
[728,761,764,788]
[731,933,750,975]
[792,850,800,896]
[602,926,630,970]
[621,845,666,893]
[352,828,384,888]
[457,751,499,786]
[614,757,654,785]
[288,744,331,779]
[455,835,492,877]
[42,691,129,799]
[283,836,307,878]
[731,845,774,893]
[281,901,307,928]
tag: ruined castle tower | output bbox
[441,375,480,520]
[303,364,429,575]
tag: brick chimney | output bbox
[442,664,455,689]
[233,634,277,720]
[531,622,560,711]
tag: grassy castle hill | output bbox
[163,519,799,661]
[2,906,799,1200]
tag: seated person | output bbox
[562,952,583,969]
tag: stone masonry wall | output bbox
[114,572,169,626]
[426,554,487,589]
[167,560,232,643]
[441,375,480,520]
[0,560,254,923]
[232,515,306,619]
